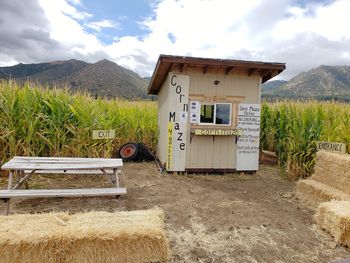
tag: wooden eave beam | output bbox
[149,55,286,94]
[170,63,176,71]
[161,56,286,71]
[225,66,234,75]
[262,70,280,83]
[180,63,187,73]
[148,62,173,94]
[203,65,209,74]
[248,68,259,76]
[261,69,274,77]
[262,74,272,83]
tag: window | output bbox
[200,103,231,125]
[200,104,214,123]
[215,103,231,124]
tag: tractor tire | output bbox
[138,143,155,161]
[118,143,139,161]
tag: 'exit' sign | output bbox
[92,130,115,139]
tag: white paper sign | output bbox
[236,104,260,171]
[179,111,188,123]
[190,101,200,124]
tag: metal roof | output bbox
[148,54,286,95]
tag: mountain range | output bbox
[1,59,350,101]
[262,65,350,101]
[0,59,149,99]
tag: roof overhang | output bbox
[148,54,286,95]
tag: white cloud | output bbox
[85,19,120,32]
[67,0,82,6]
[272,0,350,41]
[38,0,103,54]
[101,0,350,78]
[1,0,350,79]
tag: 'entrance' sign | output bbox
[317,141,346,154]
[92,130,115,139]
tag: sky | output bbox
[0,0,349,80]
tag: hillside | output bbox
[0,59,149,99]
[263,65,350,100]
[261,80,287,93]
[0,59,88,82]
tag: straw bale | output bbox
[312,151,350,195]
[0,209,171,263]
[296,151,350,208]
[315,201,350,247]
[296,179,350,208]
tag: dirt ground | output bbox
[1,163,349,263]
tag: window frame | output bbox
[199,102,232,126]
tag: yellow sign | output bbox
[194,129,242,136]
[317,141,346,154]
[166,122,173,170]
[92,130,115,139]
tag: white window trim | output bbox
[199,102,232,126]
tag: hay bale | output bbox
[312,151,350,195]
[296,151,350,208]
[315,201,350,247]
[296,179,350,208]
[0,209,171,263]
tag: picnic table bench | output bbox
[0,156,127,215]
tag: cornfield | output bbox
[0,80,157,164]
[260,101,350,179]
[1,80,350,179]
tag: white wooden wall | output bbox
[157,75,171,165]
[184,68,260,169]
[157,67,261,170]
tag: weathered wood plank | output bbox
[12,156,119,162]
[0,188,127,198]
[2,163,122,170]
[3,157,122,169]
[23,169,115,175]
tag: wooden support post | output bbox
[116,170,121,188]
[110,169,121,188]
[111,171,116,187]
[13,173,31,190]
[8,171,13,190]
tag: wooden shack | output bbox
[148,55,285,172]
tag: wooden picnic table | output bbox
[0,156,127,215]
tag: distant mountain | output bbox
[3,61,350,101]
[262,65,350,101]
[0,59,149,99]
[0,59,88,82]
[262,80,287,93]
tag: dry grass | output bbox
[0,209,170,263]
[296,179,350,208]
[315,201,350,248]
[167,212,345,263]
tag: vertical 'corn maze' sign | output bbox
[166,74,189,171]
